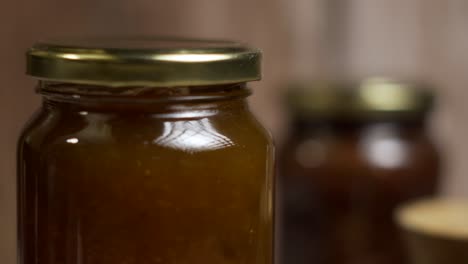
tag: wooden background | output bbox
[1,0,468,263]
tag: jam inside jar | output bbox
[18,38,274,264]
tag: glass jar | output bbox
[18,38,274,264]
[277,79,441,264]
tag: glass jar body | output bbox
[18,84,274,264]
[278,118,440,264]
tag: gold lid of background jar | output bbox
[286,78,435,119]
[27,37,262,87]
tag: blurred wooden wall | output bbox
[1,0,468,263]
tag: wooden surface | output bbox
[1,0,468,263]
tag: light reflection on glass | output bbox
[66,138,79,144]
[75,114,113,143]
[361,124,408,169]
[152,109,218,119]
[153,118,234,152]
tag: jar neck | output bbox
[39,82,251,113]
[290,115,429,137]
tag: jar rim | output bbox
[27,36,262,87]
[38,82,252,105]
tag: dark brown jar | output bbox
[18,38,274,264]
[277,79,441,264]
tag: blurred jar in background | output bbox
[277,78,441,264]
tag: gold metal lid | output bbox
[286,78,435,118]
[27,37,262,87]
